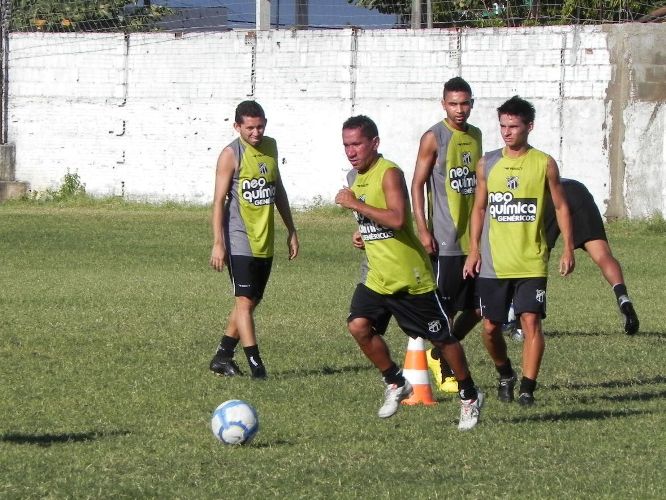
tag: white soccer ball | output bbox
[211,400,259,445]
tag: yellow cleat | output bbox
[426,349,443,386]
[440,376,459,393]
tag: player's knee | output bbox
[519,313,543,335]
[481,319,501,338]
[347,318,373,343]
[235,295,256,312]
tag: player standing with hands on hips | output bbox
[336,115,483,430]
[463,96,575,406]
[209,100,299,380]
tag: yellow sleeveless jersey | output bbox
[480,147,550,278]
[225,136,279,257]
[347,156,436,295]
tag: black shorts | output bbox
[348,283,455,343]
[433,255,477,315]
[477,277,548,323]
[545,182,607,250]
[227,255,273,303]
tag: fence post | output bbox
[0,0,9,144]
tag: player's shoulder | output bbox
[378,155,401,171]
[419,125,440,146]
[466,123,483,138]
[484,148,503,161]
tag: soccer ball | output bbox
[211,400,259,445]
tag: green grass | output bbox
[1,202,665,499]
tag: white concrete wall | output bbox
[7,26,665,217]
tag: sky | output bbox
[158,0,399,28]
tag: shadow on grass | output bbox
[600,389,666,402]
[274,363,373,379]
[545,374,666,391]
[546,330,666,339]
[545,330,611,338]
[503,408,649,424]
[1,430,131,447]
[250,439,293,448]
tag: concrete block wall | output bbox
[7,25,665,216]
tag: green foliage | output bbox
[9,0,172,32]
[27,170,89,202]
[0,205,665,498]
[55,170,86,198]
[350,0,665,27]
[643,211,666,234]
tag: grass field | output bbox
[1,201,665,499]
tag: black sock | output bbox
[613,284,629,302]
[496,360,514,379]
[458,377,478,401]
[243,345,264,371]
[440,359,454,377]
[381,363,404,386]
[216,335,239,357]
[519,377,537,395]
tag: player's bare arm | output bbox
[411,131,438,254]
[463,156,487,278]
[335,167,407,230]
[546,157,575,276]
[352,230,365,250]
[274,174,299,261]
[210,147,236,272]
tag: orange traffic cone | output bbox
[401,336,437,406]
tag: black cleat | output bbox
[210,354,242,377]
[619,300,639,335]
[250,365,267,380]
[517,392,535,406]
[498,371,517,402]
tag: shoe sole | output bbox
[211,370,240,377]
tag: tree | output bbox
[9,0,171,32]
[349,0,666,27]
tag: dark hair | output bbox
[235,100,265,124]
[497,96,535,124]
[443,76,472,97]
[342,115,379,140]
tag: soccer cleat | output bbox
[619,299,639,335]
[426,349,444,386]
[502,320,517,336]
[503,321,524,342]
[458,392,484,431]
[377,380,413,418]
[498,371,517,402]
[517,392,535,406]
[250,365,267,380]
[440,376,459,393]
[210,353,242,377]
[511,329,524,342]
